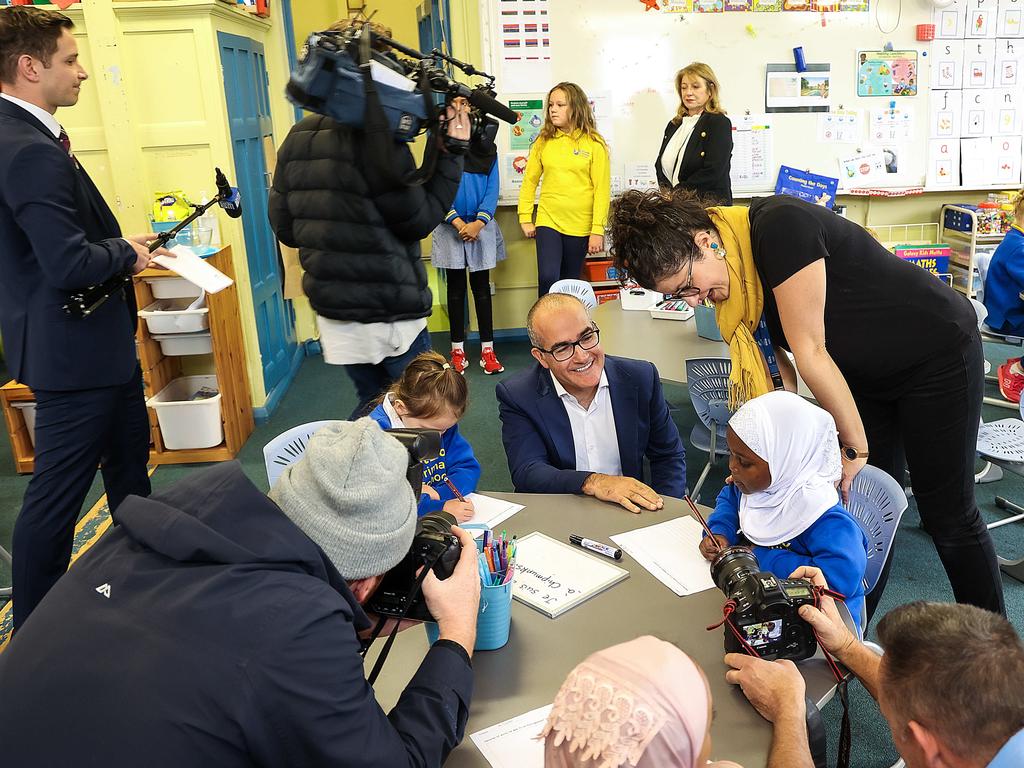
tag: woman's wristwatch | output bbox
[841,444,869,461]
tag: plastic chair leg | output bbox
[691,461,712,502]
[976,461,1004,484]
[990,496,1024,530]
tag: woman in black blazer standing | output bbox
[655,62,733,204]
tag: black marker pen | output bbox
[569,534,622,561]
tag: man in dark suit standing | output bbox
[496,293,687,513]
[0,7,171,630]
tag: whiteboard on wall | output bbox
[482,0,935,198]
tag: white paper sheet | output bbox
[464,494,525,538]
[470,705,550,768]
[610,516,716,597]
[153,246,233,294]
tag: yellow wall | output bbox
[59,0,302,408]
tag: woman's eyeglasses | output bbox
[664,259,700,299]
[534,325,601,362]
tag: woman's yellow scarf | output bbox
[707,206,772,408]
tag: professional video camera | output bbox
[710,546,819,661]
[286,21,517,145]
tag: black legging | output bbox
[857,328,1005,616]
[445,268,493,344]
[535,226,589,297]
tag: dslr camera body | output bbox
[365,428,461,622]
[711,546,818,661]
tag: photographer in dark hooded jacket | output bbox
[269,17,469,418]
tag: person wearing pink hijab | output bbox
[542,636,743,768]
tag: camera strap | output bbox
[359,551,440,686]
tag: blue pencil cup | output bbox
[694,303,723,341]
[425,579,514,651]
[424,522,513,651]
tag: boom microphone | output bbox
[214,167,243,219]
[466,87,517,125]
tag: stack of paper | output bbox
[463,493,525,537]
[470,705,550,768]
[611,516,716,596]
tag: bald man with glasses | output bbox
[496,293,687,513]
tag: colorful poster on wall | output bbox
[497,0,553,93]
[694,0,725,11]
[503,152,531,197]
[724,0,752,10]
[508,99,544,151]
[751,0,783,10]
[660,0,695,12]
[857,50,919,97]
[837,150,887,189]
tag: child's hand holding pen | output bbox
[443,498,475,522]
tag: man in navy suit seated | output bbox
[496,293,686,513]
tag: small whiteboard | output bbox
[511,532,628,618]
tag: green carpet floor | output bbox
[1,334,1023,767]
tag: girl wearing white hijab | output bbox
[542,636,743,768]
[697,391,868,633]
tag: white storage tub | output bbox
[143,276,202,300]
[146,375,223,450]
[12,402,36,447]
[151,331,213,356]
[138,297,209,335]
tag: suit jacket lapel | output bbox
[0,97,56,141]
[607,358,641,479]
[534,366,578,471]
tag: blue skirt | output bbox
[430,219,506,272]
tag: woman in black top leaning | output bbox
[655,63,733,204]
[608,189,1003,618]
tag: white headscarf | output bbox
[728,391,842,546]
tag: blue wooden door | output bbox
[218,32,296,396]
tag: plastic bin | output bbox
[13,402,36,447]
[595,289,619,305]
[144,277,202,300]
[583,259,620,282]
[138,297,209,335]
[943,206,977,233]
[151,331,213,356]
[619,287,662,311]
[146,375,223,450]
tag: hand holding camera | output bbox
[421,526,482,656]
[723,653,806,725]
[788,566,859,661]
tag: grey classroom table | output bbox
[592,300,812,397]
[366,492,851,767]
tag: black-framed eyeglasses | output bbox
[665,258,700,299]
[534,325,601,362]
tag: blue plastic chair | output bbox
[685,357,734,501]
[845,464,908,623]
[263,420,342,488]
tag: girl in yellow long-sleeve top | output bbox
[517,82,611,297]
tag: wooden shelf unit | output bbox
[2,246,254,473]
[135,246,254,465]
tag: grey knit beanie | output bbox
[269,418,418,580]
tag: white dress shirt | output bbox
[1,93,61,138]
[551,368,622,476]
[659,113,701,184]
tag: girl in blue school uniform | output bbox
[698,391,869,634]
[983,191,1024,402]
[369,351,481,521]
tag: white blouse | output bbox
[659,113,702,184]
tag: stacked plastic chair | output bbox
[685,357,733,501]
[263,420,341,488]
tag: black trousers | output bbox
[856,329,1005,616]
[445,268,493,344]
[535,226,588,297]
[12,366,151,630]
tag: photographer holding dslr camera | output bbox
[0,420,483,767]
[725,566,1024,768]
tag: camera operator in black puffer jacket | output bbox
[269,18,468,418]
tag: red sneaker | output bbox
[480,347,504,375]
[998,361,1024,403]
[450,348,468,375]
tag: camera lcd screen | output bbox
[741,619,784,647]
[786,585,812,598]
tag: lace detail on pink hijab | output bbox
[541,661,669,768]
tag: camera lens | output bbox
[710,545,760,596]
[417,510,457,536]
